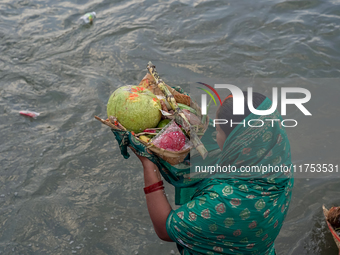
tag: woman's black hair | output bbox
[216,91,266,138]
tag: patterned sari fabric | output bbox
[166,98,294,255]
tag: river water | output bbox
[0,0,340,254]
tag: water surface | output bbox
[0,0,340,254]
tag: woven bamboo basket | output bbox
[137,100,208,166]
[96,74,209,166]
[95,104,209,166]
[322,205,340,253]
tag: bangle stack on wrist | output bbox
[144,181,164,194]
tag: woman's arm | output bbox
[137,155,173,242]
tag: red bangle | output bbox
[144,181,164,194]
[145,186,164,194]
[145,181,163,190]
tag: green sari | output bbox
[165,98,294,255]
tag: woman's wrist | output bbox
[144,181,164,194]
[136,154,154,167]
[142,160,162,186]
[141,159,155,169]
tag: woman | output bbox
[134,92,294,255]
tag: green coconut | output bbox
[107,85,162,133]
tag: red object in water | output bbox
[19,110,40,119]
[158,131,186,151]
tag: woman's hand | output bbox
[132,148,173,242]
[135,153,154,167]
